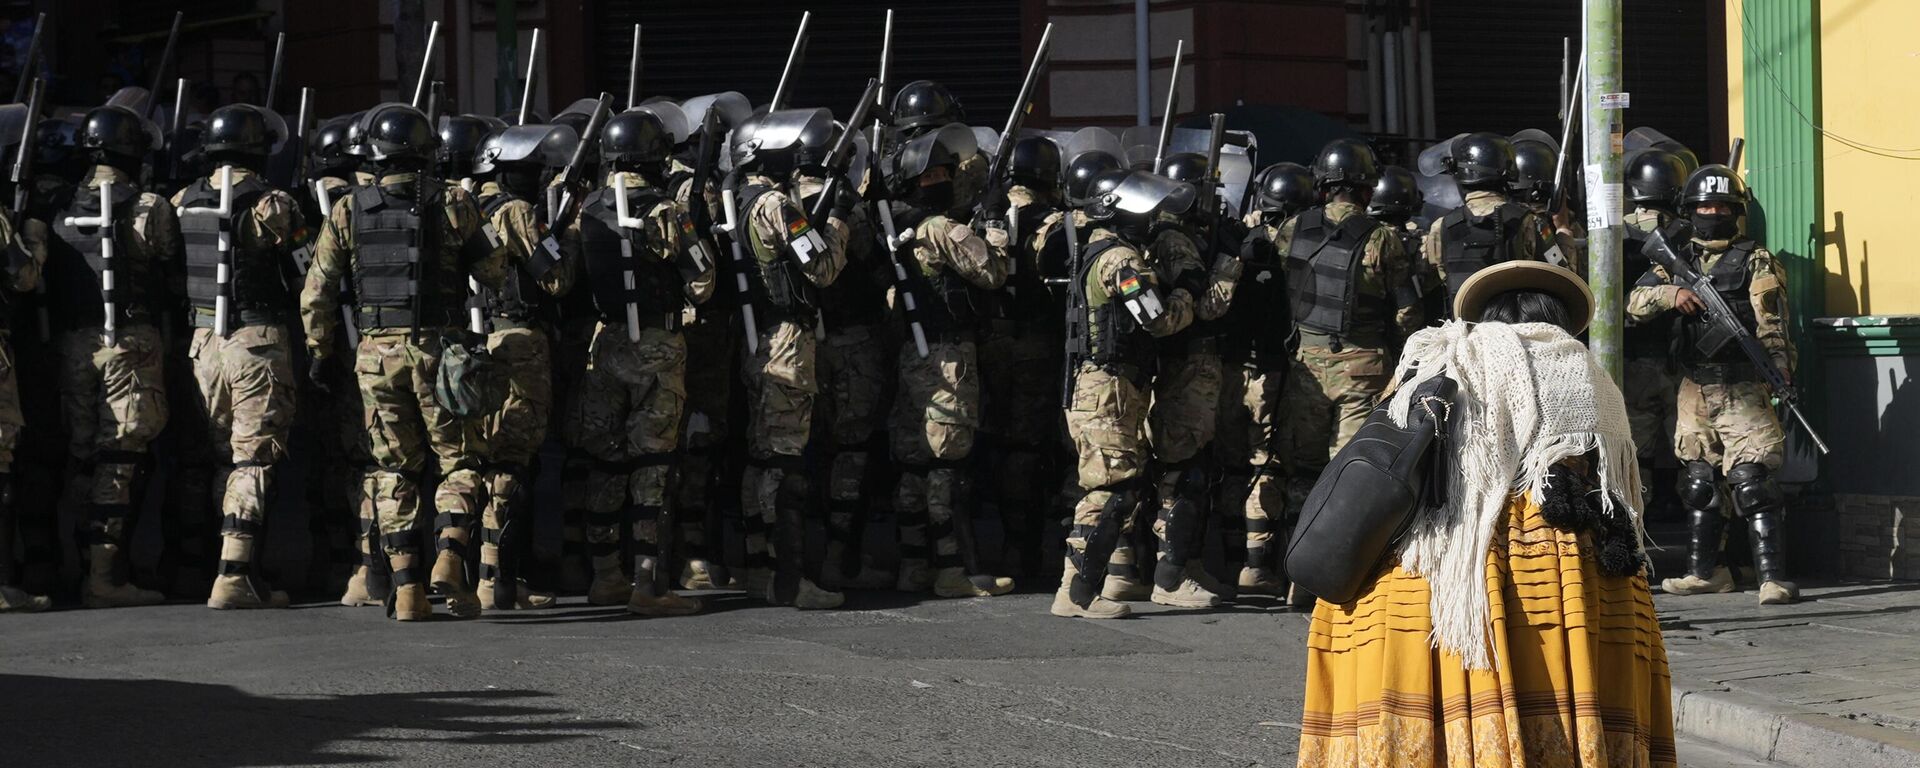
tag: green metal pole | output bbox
[1583,0,1624,384]
[495,0,517,114]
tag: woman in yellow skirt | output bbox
[1297,262,1677,768]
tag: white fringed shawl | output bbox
[1384,320,1643,670]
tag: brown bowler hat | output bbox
[1452,260,1595,334]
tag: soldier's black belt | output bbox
[190,307,286,331]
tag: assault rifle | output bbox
[1059,183,1088,408]
[545,93,613,236]
[804,78,881,227]
[1643,224,1828,455]
[973,22,1054,228]
[12,77,47,341]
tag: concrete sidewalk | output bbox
[1657,580,1920,767]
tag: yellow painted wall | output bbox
[1814,0,1920,316]
[1725,0,1743,153]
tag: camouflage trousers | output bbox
[674,314,736,570]
[1625,356,1678,463]
[1062,363,1149,580]
[820,323,887,577]
[571,324,686,594]
[1281,343,1391,505]
[739,321,818,577]
[187,325,296,573]
[1676,364,1786,473]
[477,325,552,588]
[978,323,1060,569]
[1214,362,1287,570]
[1146,351,1222,580]
[352,332,484,560]
[889,338,981,572]
[56,325,167,543]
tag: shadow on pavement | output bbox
[0,675,628,766]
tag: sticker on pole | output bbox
[1599,92,1630,110]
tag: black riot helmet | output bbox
[1626,149,1688,208]
[309,116,359,177]
[1065,150,1123,206]
[1367,165,1424,223]
[1449,131,1514,188]
[1508,139,1556,205]
[33,117,78,170]
[1681,164,1746,213]
[1009,136,1062,192]
[601,109,673,168]
[357,103,438,165]
[1255,162,1315,218]
[1157,152,1209,186]
[731,107,829,177]
[202,104,280,158]
[890,80,964,134]
[1084,170,1196,237]
[77,104,157,164]
[882,123,967,198]
[1311,137,1379,192]
[436,114,495,180]
[793,117,842,173]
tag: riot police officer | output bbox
[724,107,849,610]
[1275,139,1423,603]
[1369,165,1437,322]
[299,102,510,621]
[879,123,1017,599]
[1052,169,1198,620]
[171,103,305,609]
[469,119,579,611]
[0,102,48,613]
[889,80,987,215]
[47,104,173,609]
[1245,161,1315,229]
[1420,131,1553,312]
[567,108,714,616]
[1628,165,1798,605]
[1623,148,1691,520]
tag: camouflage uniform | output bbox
[300,171,508,618]
[1277,201,1422,514]
[799,173,892,590]
[472,179,576,608]
[1422,188,1554,312]
[170,166,304,606]
[1628,232,1793,596]
[735,172,846,607]
[980,186,1068,577]
[565,171,712,613]
[10,170,70,599]
[1140,225,1239,599]
[46,165,175,607]
[1218,211,1300,588]
[886,207,1012,596]
[1055,227,1195,617]
[0,207,48,611]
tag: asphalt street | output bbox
[2,587,1779,767]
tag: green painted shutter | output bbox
[1740,0,1821,368]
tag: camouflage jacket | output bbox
[1272,200,1421,347]
[1627,237,1794,374]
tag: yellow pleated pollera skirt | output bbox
[1298,495,1677,768]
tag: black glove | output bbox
[831,183,859,222]
[308,355,333,396]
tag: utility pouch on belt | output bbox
[1285,374,1456,604]
[434,330,506,418]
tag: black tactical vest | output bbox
[1683,239,1760,365]
[178,174,290,328]
[891,205,988,341]
[982,201,1059,326]
[1222,226,1292,368]
[1439,201,1534,305]
[473,192,549,324]
[348,184,441,331]
[736,182,818,328]
[47,181,147,330]
[576,185,684,327]
[809,189,886,329]
[1286,207,1382,338]
[1082,237,1156,372]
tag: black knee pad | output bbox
[1727,463,1783,518]
[1678,462,1721,512]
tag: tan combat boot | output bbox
[1661,566,1737,596]
[340,564,383,607]
[1237,566,1285,596]
[477,578,556,610]
[628,588,703,617]
[207,574,291,609]
[1757,580,1799,606]
[82,542,164,608]
[1050,559,1129,619]
[787,577,845,610]
[894,559,933,593]
[933,567,1014,598]
[388,551,431,621]
[1151,577,1222,609]
[430,542,481,618]
[680,559,723,591]
[0,584,51,613]
[588,563,635,606]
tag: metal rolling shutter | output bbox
[1427,0,1710,155]
[591,0,1022,129]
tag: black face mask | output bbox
[913,179,954,214]
[1690,212,1739,241]
[499,169,540,198]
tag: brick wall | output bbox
[1834,494,1920,580]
